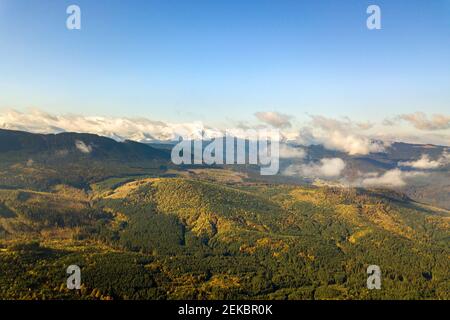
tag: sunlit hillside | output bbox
[1,175,448,300]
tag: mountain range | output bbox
[0,128,448,300]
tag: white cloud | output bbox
[398,152,450,169]
[279,144,306,159]
[296,116,386,155]
[254,112,292,128]
[398,112,450,131]
[0,108,219,142]
[361,169,427,188]
[75,140,92,154]
[355,121,374,130]
[371,131,450,147]
[284,158,346,178]
[1,109,448,149]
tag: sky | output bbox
[0,0,449,138]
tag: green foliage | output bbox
[120,211,186,255]
[0,176,448,300]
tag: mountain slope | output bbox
[91,177,449,299]
[0,129,170,191]
[0,129,448,300]
[0,176,449,299]
[0,129,169,161]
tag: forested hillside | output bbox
[1,176,448,299]
[0,129,170,190]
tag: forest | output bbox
[0,175,448,300]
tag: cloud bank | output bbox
[278,144,306,159]
[397,112,450,131]
[0,109,213,142]
[284,158,346,178]
[254,112,292,128]
[296,116,387,155]
[361,169,427,188]
[399,151,450,169]
[0,109,448,153]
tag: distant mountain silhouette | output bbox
[0,129,170,161]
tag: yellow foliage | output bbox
[348,229,372,244]
[203,275,241,290]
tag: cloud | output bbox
[382,118,396,126]
[254,112,292,128]
[75,140,92,153]
[1,109,448,149]
[296,116,386,155]
[279,144,306,159]
[399,151,450,169]
[361,169,427,188]
[0,108,293,143]
[284,158,346,178]
[371,131,450,147]
[0,108,217,142]
[398,112,450,131]
[355,121,374,130]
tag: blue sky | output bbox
[0,0,449,125]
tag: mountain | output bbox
[0,129,169,161]
[0,129,170,190]
[238,142,449,210]
[0,128,448,209]
[0,129,449,300]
